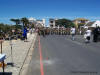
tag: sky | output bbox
[0,0,100,25]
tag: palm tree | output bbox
[10,19,21,34]
[21,17,29,28]
[10,19,20,25]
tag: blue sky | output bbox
[0,0,100,24]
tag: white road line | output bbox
[65,38,83,46]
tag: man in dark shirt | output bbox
[93,27,100,42]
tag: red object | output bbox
[38,36,44,75]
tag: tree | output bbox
[0,23,12,33]
[21,17,29,28]
[55,19,75,28]
[10,18,21,34]
[10,19,20,25]
[4,24,12,33]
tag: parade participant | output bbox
[23,27,28,42]
[84,28,91,43]
[70,26,76,40]
[93,26,100,42]
[42,28,46,37]
[38,28,41,35]
[80,30,82,35]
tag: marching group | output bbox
[37,26,100,43]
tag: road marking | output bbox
[64,37,83,46]
[38,36,44,75]
[73,41,83,45]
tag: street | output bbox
[26,35,100,75]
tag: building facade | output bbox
[28,17,46,27]
[73,18,89,28]
[85,20,100,27]
[49,19,56,28]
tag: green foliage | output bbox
[55,18,75,28]
[10,19,20,25]
[0,17,33,34]
[11,17,34,29]
[21,17,29,28]
[0,23,12,33]
[13,25,22,30]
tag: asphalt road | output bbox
[26,35,100,75]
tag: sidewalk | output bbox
[0,32,37,75]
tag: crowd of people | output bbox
[37,26,100,43]
[0,26,32,42]
[37,27,71,36]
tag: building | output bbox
[85,20,100,27]
[29,17,36,22]
[28,17,46,27]
[43,19,46,27]
[49,19,56,28]
[49,18,58,28]
[28,17,37,26]
[36,19,45,27]
[73,18,89,28]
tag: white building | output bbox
[36,19,46,27]
[29,17,36,22]
[28,17,37,25]
[43,19,46,26]
[49,19,56,28]
[91,20,100,27]
[85,20,100,27]
[28,17,46,27]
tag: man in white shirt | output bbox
[70,26,76,40]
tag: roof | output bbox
[74,18,89,21]
[85,22,95,26]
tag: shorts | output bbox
[86,36,90,40]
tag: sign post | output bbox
[10,38,14,67]
[0,40,3,54]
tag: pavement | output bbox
[0,32,37,75]
[26,35,100,75]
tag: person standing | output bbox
[41,28,46,37]
[93,27,99,42]
[84,28,91,43]
[23,27,28,42]
[70,26,76,40]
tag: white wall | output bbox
[92,21,100,27]
[42,19,46,27]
